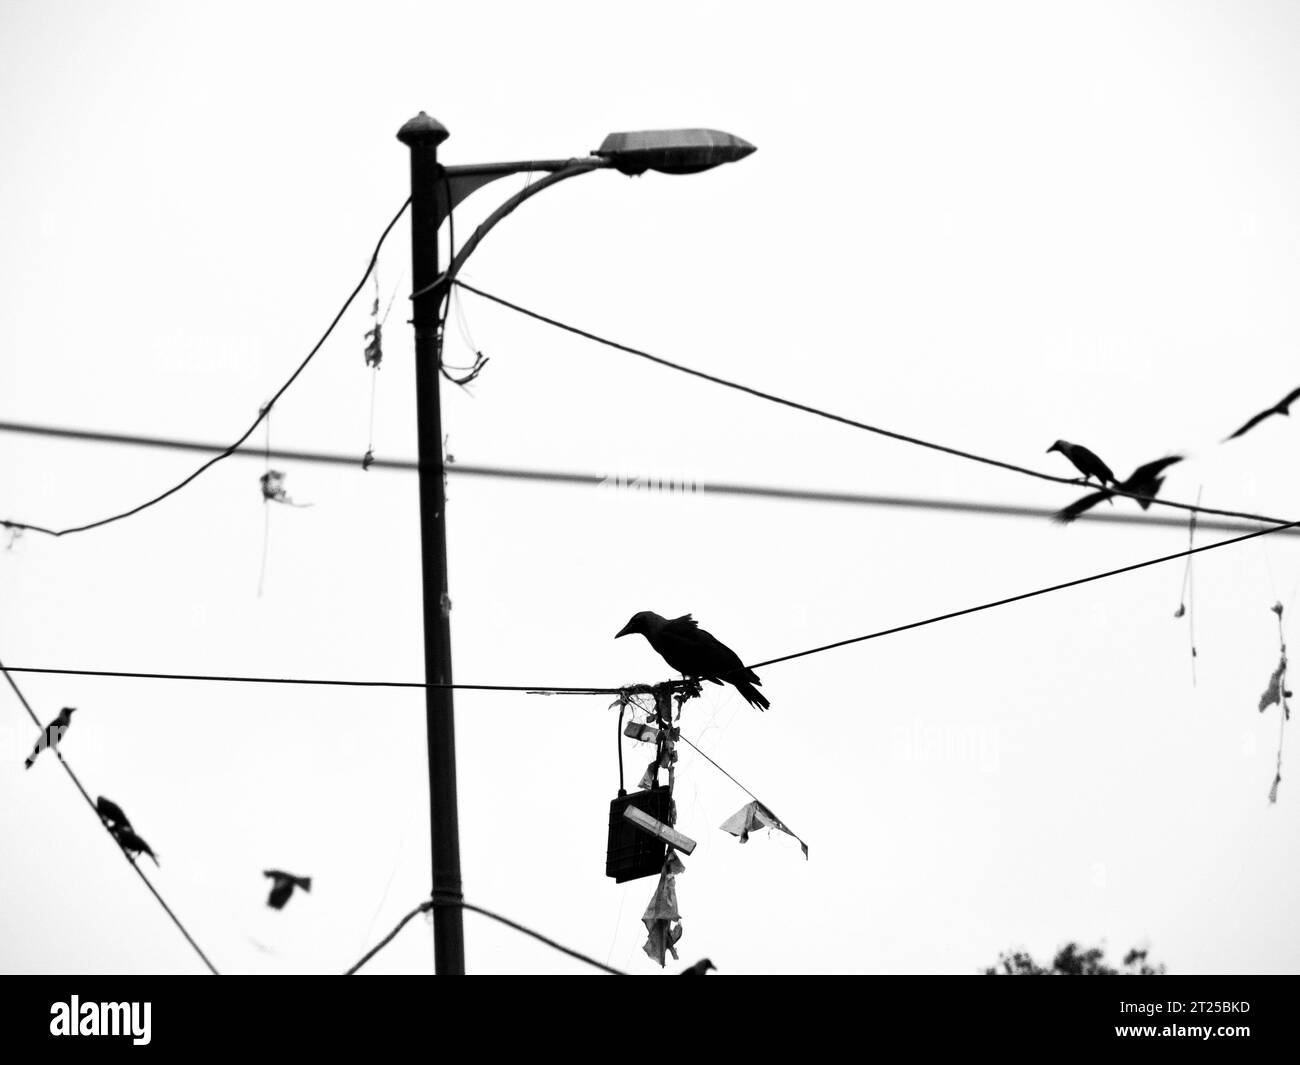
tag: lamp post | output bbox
[396,112,754,974]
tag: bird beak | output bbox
[615,622,634,639]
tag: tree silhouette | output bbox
[984,943,1165,975]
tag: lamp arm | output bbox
[409,160,608,302]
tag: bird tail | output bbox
[733,678,770,711]
[297,877,312,893]
[23,755,34,769]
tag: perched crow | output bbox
[680,958,717,976]
[1054,455,1184,524]
[263,870,312,910]
[24,707,76,769]
[615,612,769,711]
[96,796,132,830]
[112,825,159,867]
[1225,385,1300,441]
[1046,440,1116,486]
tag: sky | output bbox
[2,0,1300,975]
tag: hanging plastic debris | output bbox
[638,685,689,966]
[1260,602,1291,804]
[720,799,810,860]
[364,322,383,369]
[260,470,288,503]
[1259,655,1289,715]
[260,471,312,508]
[641,852,685,967]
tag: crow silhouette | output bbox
[24,707,76,769]
[1046,440,1116,486]
[96,796,132,830]
[616,612,769,710]
[1225,385,1300,441]
[1054,455,1184,524]
[680,958,717,975]
[112,825,159,867]
[263,870,312,910]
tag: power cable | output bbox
[6,419,1299,537]
[10,514,1300,692]
[453,279,1293,530]
[0,656,221,974]
[345,896,625,975]
[0,198,411,539]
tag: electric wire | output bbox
[10,511,1300,693]
[0,198,411,539]
[345,896,625,975]
[453,279,1293,530]
[0,656,221,975]
[9,419,1300,537]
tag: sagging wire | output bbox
[0,655,220,974]
[453,279,1294,531]
[437,171,489,390]
[344,896,625,976]
[257,407,273,598]
[1,198,410,539]
[1174,486,1202,684]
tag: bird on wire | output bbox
[112,824,159,867]
[680,958,717,975]
[1046,440,1116,486]
[263,870,312,910]
[24,707,76,769]
[1224,385,1300,441]
[96,796,132,830]
[1053,455,1184,525]
[615,612,770,711]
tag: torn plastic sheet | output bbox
[1259,655,1289,714]
[364,323,383,368]
[720,800,810,860]
[641,860,683,967]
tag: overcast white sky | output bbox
[2,0,1300,975]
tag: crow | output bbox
[24,707,76,769]
[1054,455,1184,524]
[1224,385,1300,441]
[680,958,717,975]
[1046,440,1116,486]
[96,796,132,830]
[112,825,159,867]
[615,612,769,711]
[263,870,312,910]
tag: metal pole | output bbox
[397,111,465,974]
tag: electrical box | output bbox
[605,786,672,883]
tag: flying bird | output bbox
[24,707,76,769]
[263,870,312,910]
[680,958,717,975]
[112,825,159,866]
[1046,440,1116,486]
[1053,455,1184,524]
[96,796,132,830]
[1224,385,1300,441]
[615,612,770,711]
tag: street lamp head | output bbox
[397,111,450,148]
[593,128,756,176]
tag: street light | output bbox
[396,112,754,975]
[594,128,757,175]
